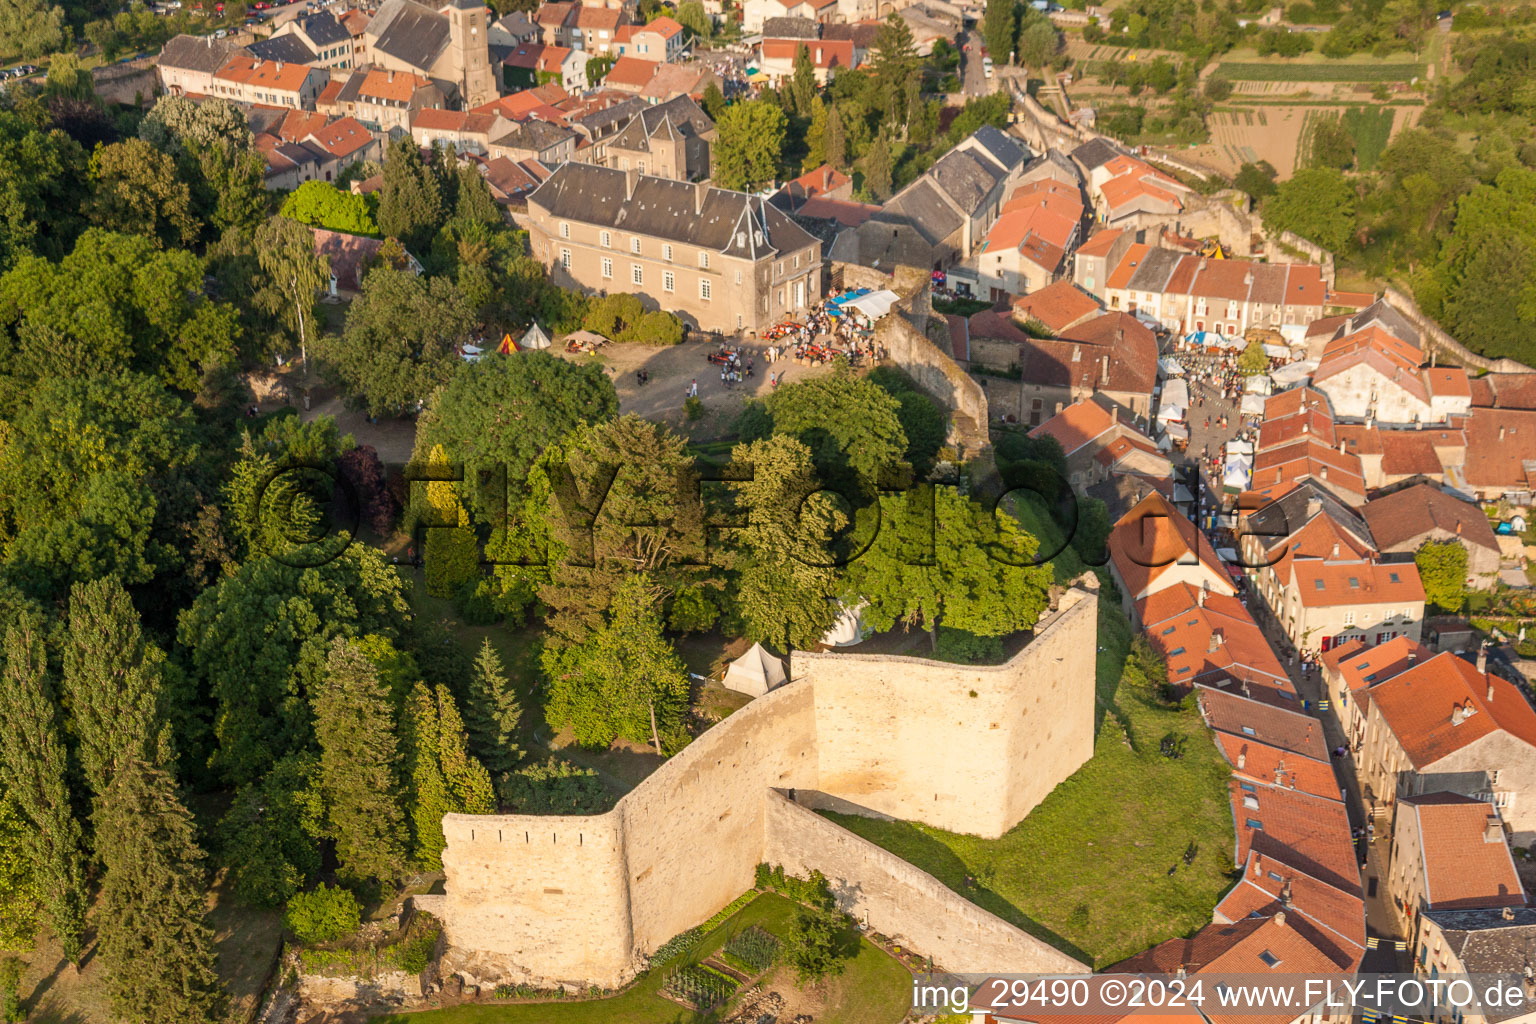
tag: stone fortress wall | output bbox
[437,577,1101,989]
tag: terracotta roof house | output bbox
[602,55,660,93]
[1102,246,1327,341]
[1454,407,1536,501]
[970,179,1084,298]
[1214,850,1366,970]
[480,154,542,203]
[1470,371,1536,410]
[1138,582,1292,696]
[1109,491,1235,624]
[1360,650,1536,842]
[1360,483,1501,588]
[312,227,421,293]
[779,164,853,203]
[1318,633,1432,740]
[304,116,380,164]
[1010,280,1100,334]
[410,107,514,155]
[1029,395,1167,490]
[210,55,327,109]
[1391,793,1524,920]
[759,37,856,85]
[1199,684,1331,761]
[329,65,449,133]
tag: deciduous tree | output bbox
[542,573,691,752]
[1415,539,1468,613]
[0,0,68,59]
[714,100,787,191]
[255,215,329,378]
[85,139,199,248]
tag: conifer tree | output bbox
[0,615,87,965]
[313,638,408,885]
[62,578,172,802]
[790,44,817,116]
[95,759,224,1024]
[864,131,893,201]
[378,136,444,252]
[464,638,521,777]
[803,98,829,173]
[421,444,481,599]
[825,104,846,170]
[402,683,494,868]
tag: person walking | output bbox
[689,379,698,398]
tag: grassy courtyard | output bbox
[825,596,1238,968]
[372,893,912,1024]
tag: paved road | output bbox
[959,29,993,97]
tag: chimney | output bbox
[1339,438,1347,453]
[1486,815,1504,843]
[1280,878,1293,906]
[1504,906,1518,922]
[1274,910,1286,928]
[1453,704,1466,726]
[1307,497,1321,520]
[388,69,394,82]
[1209,629,1224,652]
[1101,353,1110,385]
[1198,584,1207,608]
[1237,748,1247,769]
[1321,466,1329,481]
[1303,421,1309,435]
[1478,642,1488,675]
[624,165,639,199]
[1501,425,1507,442]
[1332,542,1339,558]
[1408,651,1417,663]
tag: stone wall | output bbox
[762,791,1089,974]
[805,579,1098,838]
[92,61,158,106]
[436,576,1102,989]
[1383,286,1533,373]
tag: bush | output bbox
[684,395,705,421]
[934,627,1005,664]
[499,757,612,814]
[649,927,703,966]
[755,863,834,909]
[784,903,847,984]
[284,884,362,945]
[452,577,502,626]
[631,310,684,346]
[0,957,21,1024]
[280,181,380,236]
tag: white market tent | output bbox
[820,602,870,647]
[1223,453,1252,492]
[1158,378,1189,423]
[1262,343,1290,359]
[1240,393,1265,416]
[518,322,552,350]
[840,289,900,320]
[1244,374,1275,396]
[1271,359,1317,387]
[721,642,787,698]
[1163,421,1189,442]
[1159,356,1186,377]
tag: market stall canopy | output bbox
[1159,356,1185,377]
[1162,421,1189,441]
[840,289,900,320]
[1271,359,1317,387]
[1160,377,1189,409]
[1244,374,1274,395]
[1263,344,1290,359]
[1239,393,1265,416]
[721,641,787,698]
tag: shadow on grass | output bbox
[821,812,1091,967]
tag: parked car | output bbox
[213,27,228,36]
[984,64,993,78]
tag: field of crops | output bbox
[1342,106,1395,169]
[1216,61,1427,81]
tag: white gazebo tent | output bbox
[841,289,900,320]
[819,602,870,647]
[518,322,552,350]
[721,642,788,698]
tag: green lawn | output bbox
[371,893,911,1024]
[1216,61,1427,81]
[823,597,1238,968]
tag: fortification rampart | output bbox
[437,577,1100,989]
[763,791,1086,974]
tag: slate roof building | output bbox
[259,11,358,69]
[364,0,497,109]
[1417,906,1536,1024]
[602,94,715,182]
[526,163,823,333]
[155,33,247,97]
[848,126,1031,272]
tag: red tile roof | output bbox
[604,55,659,87]
[1028,395,1116,455]
[1461,408,1536,492]
[1290,558,1424,609]
[1321,634,1430,693]
[1009,280,1100,333]
[787,164,850,199]
[1400,794,1525,910]
[1076,227,1123,259]
[1248,438,1367,505]
[793,196,878,226]
[305,116,374,158]
[1230,781,1361,897]
[1361,483,1498,552]
[760,38,855,69]
[1313,325,1428,403]
[1368,651,1536,768]
[1198,685,1330,761]
[644,14,685,38]
[1110,491,1235,603]
[1106,242,1152,290]
[1216,850,1365,969]
[1138,583,1292,694]
[1217,734,1339,801]
[356,67,428,102]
